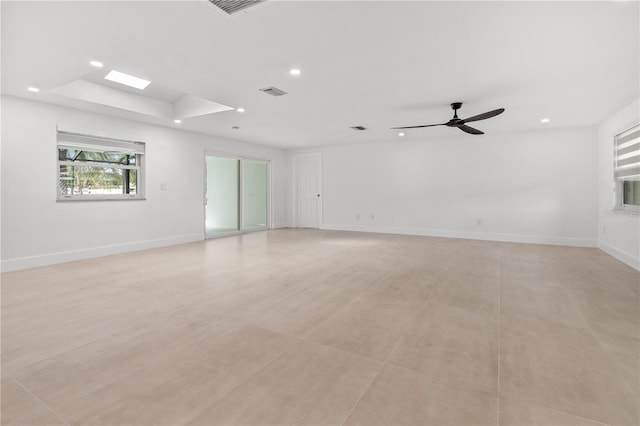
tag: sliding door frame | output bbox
[203,150,272,239]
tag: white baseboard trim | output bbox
[597,240,640,271]
[320,224,597,248]
[1,233,204,273]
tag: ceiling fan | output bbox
[391,102,505,135]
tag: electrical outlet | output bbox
[477,218,483,226]
[356,213,360,220]
[603,225,607,234]
[370,214,375,220]
[160,183,168,191]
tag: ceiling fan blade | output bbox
[458,124,484,135]
[390,123,446,129]
[461,108,505,124]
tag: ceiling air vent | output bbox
[260,87,287,97]
[208,0,266,16]
[351,126,367,131]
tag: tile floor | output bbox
[1,229,638,425]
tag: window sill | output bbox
[57,196,146,202]
[612,207,640,217]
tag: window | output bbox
[57,131,145,201]
[614,124,640,211]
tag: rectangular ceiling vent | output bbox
[350,126,367,131]
[208,0,266,16]
[260,87,287,97]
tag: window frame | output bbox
[613,123,640,215]
[615,180,640,214]
[56,131,146,202]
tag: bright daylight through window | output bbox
[57,131,145,200]
[614,123,640,211]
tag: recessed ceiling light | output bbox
[236,107,245,113]
[398,132,405,137]
[290,68,301,76]
[89,60,104,68]
[541,118,550,123]
[174,119,182,124]
[27,87,40,93]
[104,70,150,90]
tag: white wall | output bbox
[0,96,287,271]
[597,99,640,270]
[289,126,599,246]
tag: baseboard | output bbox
[598,240,640,271]
[1,233,204,273]
[2,227,606,273]
[320,223,597,248]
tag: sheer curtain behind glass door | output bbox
[205,156,240,238]
[243,160,268,231]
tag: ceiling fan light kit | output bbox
[392,102,505,135]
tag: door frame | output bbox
[292,152,323,228]
[203,150,272,239]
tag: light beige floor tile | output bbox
[501,244,561,265]
[429,272,500,315]
[0,379,68,426]
[233,283,363,336]
[571,250,639,296]
[501,276,588,328]
[305,288,424,360]
[388,302,499,394]
[2,229,638,425]
[344,364,497,425]
[449,256,501,278]
[499,396,607,425]
[14,320,295,425]
[188,340,382,425]
[567,287,639,340]
[8,358,127,425]
[375,269,442,301]
[178,277,311,318]
[592,331,640,400]
[601,265,640,296]
[557,267,639,300]
[1,285,183,372]
[379,257,449,286]
[500,315,639,425]
[453,240,503,262]
[501,259,556,281]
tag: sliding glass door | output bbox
[205,154,268,239]
[205,156,240,237]
[242,160,268,231]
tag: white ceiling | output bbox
[2,0,638,149]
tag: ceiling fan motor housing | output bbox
[449,102,463,124]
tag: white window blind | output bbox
[57,131,145,154]
[614,124,640,181]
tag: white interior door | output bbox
[293,153,322,228]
